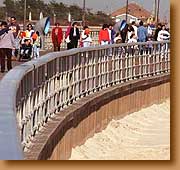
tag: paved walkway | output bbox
[0,60,25,81]
[0,50,53,81]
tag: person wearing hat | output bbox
[69,22,80,49]
[51,22,63,51]
[0,21,15,72]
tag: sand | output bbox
[70,100,170,160]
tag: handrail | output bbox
[0,41,170,159]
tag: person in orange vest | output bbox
[19,24,34,61]
[81,26,92,47]
[25,23,35,41]
[32,31,41,59]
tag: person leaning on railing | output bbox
[0,21,15,73]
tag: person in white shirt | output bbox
[157,25,170,57]
[128,33,137,55]
[81,26,92,47]
[127,25,135,41]
[108,24,116,44]
[131,21,138,37]
[157,25,170,41]
[128,33,137,43]
[147,24,153,36]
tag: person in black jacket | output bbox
[154,23,162,41]
[69,22,80,49]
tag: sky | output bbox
[0,0,170,19]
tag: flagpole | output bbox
[23,0,27,30]
[154,0,157,22]
[125,0,129,22]
[157,0,160,22]
[82,0,86,26]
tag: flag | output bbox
[29,11,32,21]
[40,12,43,20]
[68,12,71,22]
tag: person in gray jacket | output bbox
[0,21,15,73]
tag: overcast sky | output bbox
[0,0,170,19]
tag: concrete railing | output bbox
[24,73,170,160]
[0,41,170,160]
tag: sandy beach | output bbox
[70,100,170,160]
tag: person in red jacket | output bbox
[98,24,110,45]
[51,22,63,51]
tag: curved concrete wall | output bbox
[25,73,170,160]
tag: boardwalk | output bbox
[0,60,24,80]
[70,100,170,160]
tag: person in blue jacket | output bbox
[137,21,148,54]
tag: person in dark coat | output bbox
[120,24,128,43]
[0,21,15,72]
[69,22,80,49]
[154,23,162,41]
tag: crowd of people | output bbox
[0,16,170,73]
[97,20,170,56]
[62,20,170,53]
[0,17,42,73]
[55,21,90,50]
[98,20,170,45]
